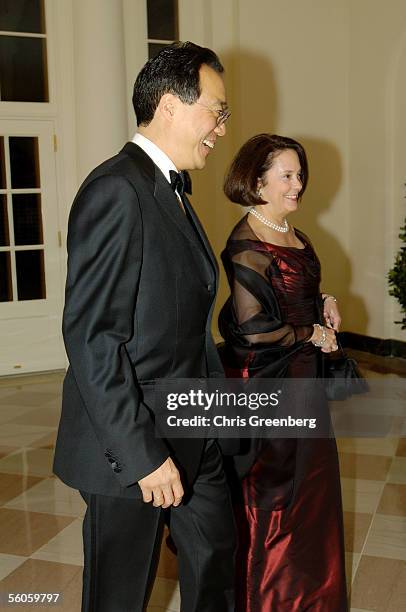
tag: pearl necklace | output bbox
[249,207,289,233]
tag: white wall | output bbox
[347,0,406,339]
[10,0,402,358]
[181,0,406,341]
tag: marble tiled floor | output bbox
[0,355,405,612]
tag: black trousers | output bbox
[80,442,236,612]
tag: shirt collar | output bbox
[132,133,177,184]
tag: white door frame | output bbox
[0,118,65,375]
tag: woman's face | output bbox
[258,149,303,216]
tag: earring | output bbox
[257,188,262,198]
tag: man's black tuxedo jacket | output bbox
[53,142,226,499]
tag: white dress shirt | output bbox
[132,132,178,185]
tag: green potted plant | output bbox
[388,217,406,329]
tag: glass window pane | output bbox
[0,137,6,188]
[148,42,172,60]
[147,0,178,40]
[12,194,43,245]
[0,36,48,102]
[0,0,45,34]
[0,251,12,301]
[0,195,9,246]
[9,137,40,188]
[16,249,46,300]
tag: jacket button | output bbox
[207,283,213,292]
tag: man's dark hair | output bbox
[224,134,309,207]
[133,41,224,126]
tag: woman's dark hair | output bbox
[133,41,224,127]
[224,134,309,206]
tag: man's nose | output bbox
[214,122,226,137]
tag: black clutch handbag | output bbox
[323,339,369,401]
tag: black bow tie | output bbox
[169,170,192,196]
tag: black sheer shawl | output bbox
[219,216,321,379]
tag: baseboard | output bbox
[340,332,406,358]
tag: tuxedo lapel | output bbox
[154,176,218,287]
[153,170,204,249]
[121,141,217,280]
[182,196,218,276]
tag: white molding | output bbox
[0,103,57,118]
[178,0,211,46]
[122,0,148,138]
[148,38,176,44]
[50,0,78,317]
[0,31,46,38]
[52,0,78,201]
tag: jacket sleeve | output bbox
[63,174,169,487]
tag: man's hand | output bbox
[138,457,184,508]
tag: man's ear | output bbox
[158,93,177,121]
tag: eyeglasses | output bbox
[196,102,231,127]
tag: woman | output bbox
[219,134,348,611]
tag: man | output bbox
[53,42,235,611]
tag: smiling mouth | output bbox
[285,195,298,200]
[203,139,215,149]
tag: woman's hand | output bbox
[310,324,338,353]
[322,295,341,331]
